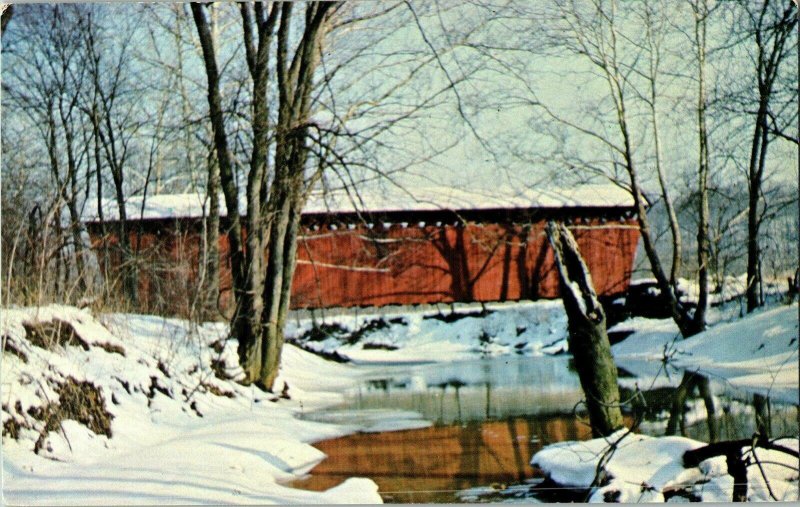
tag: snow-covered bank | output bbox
[531,430,799,502]
[613,303,799,402]
[9,298,789,503]
[285,300,569,363]
[1,306,382,504]
[530,304,800,503]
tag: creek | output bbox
[290,355,797,503]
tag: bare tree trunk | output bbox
[84,18,139,306]
[170,6,219,320]
[277,201,302,332]
[643,4,682,285]
[260,183,292,389]
[743,0,797,312]
[747,109,767,313]
[601,10,694,337]
[45,103,64,301]
[59,101,87,296]
[107,151,136,305]
[665,373,717,441]
[753,393,771,438]
[697,376,718,442]
[690,0,711,335]
[193,2,336,388]
[257,2,335,390]
[262,186,304,390]
[666,372,695,437]
[92,105,109,299]
[203,153,221,319]
[191,3,257,378]
[53,207,63,300]
[240,1,281,384]
[624,131,693,337]
[546,221,623,437]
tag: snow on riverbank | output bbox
[613,303,799,402]
[531,430,799,502]
[5,297,793,503]
[1,305,382,504]
[532,303,799,503]
[285,300,569,363]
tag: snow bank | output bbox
[532,430,800,502]
[285,300,569,363]
[613,304,799,402]
[1,306,382,504]
[670,305,799,400]
[531,430,702,501]
[535,304,799,503]
[629,275,786,308]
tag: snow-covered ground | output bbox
[631,274,787,309]
[1,306,381,504]
[2,297,797,504]
[531,302,799,503]
[532,430,799,502]
[285,300,570,363]
[612,304,799,403]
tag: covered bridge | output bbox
[83,185,641,316]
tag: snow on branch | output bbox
[545,221,603,323]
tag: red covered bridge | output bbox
[83,185,641,316]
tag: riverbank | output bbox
[611,303,799,402]
[530,303,799,503]
[285,299,572,362]
[287,300,797,503]
[531,430,799,502]
[3,299,796,503]
[1,306,381,504]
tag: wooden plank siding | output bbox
[86,209,640,317]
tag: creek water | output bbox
[290,355,797,503]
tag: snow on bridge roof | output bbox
[82,184,635,223]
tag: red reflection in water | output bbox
[291,415,596,503]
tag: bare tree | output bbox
[83,7,144,305]
[4,5,92,301]
[529,0,706,337]
[192,2,339,389]
[462,0,731,438]
[191,1,251,370]
[639,2,683,286]
[734,0,798,312]
[690,0,712,333]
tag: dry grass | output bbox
[27,377,113,454]
[201,382,235,399]
[94,341,126,356]
[23,319,90,351]
[2,335,28,363]
[210,358,235,381]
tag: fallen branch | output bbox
[683,436,799,502]
[683,437,799,467]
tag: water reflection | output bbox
[292,355,798,503]
[334,356,586,425]
[291,415,595,503]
